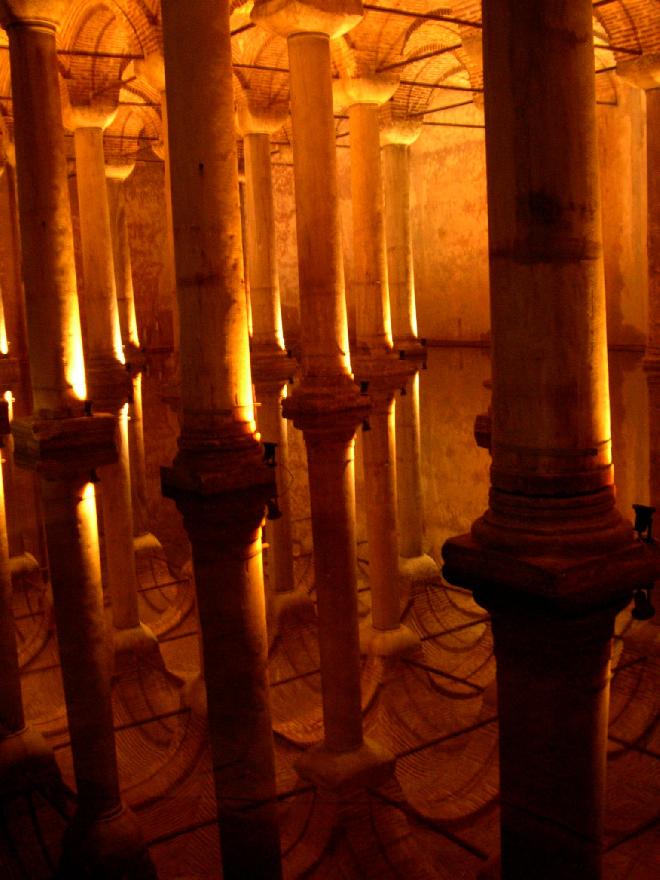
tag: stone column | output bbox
[0,2,151,871]
[252,0,393,788]
[337,78,419,656]
[0,143,44,576]
[106,162,162,556]
[238,100,310,626]
[442,3,660,878]
[132,51,179,355]
[617,56,660,510]
[381,122,437,580]
[159,2,282,876]
[0,398,57,797]
[69,106,161,672]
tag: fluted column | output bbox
[336,77,419,656]
[69,105,161,672]
[381,122,438,581]
[0,2,151,872]
[160,2,281,876]
[442,3,660,878]
[252,0,394,789]
[106,162,162,556]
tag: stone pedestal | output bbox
[442,3,660,877]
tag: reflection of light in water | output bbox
[69,330,87,403]
[4,390,13,421]
[114,312,125,366]
[0,294,7,356]
[81,481,102,588]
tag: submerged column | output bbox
[442,3,660,878]
[237,98,310,627]
[337,77,419,656]
[0,1,151,873]
[69,104,162,673]
[381,120,437,580]
[252,0,394,787]
[160,2,282,876]
[106,162,162,556]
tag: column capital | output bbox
[251,0,363,39]
[132,50,166,95]
[617,53,660,91]
[236,99,287,137]
[62,94,117,132]
[0,0,72,29]
[333,75,398,110]
[379,117,422,147]
[105,161,135,183]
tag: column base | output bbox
[268,588,316,630]
[10,551,40,580]
[58,803,156,880]
[294,737,395,791]
[180,672,207,718]
[398,553,439,582]
[359,621,420,657]
[133,532,163,557]
[112,622,168,677]
[0,726,60,797]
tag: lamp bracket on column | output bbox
[632,504,656,542]
[632,586,655,621]
[263,442,278,468]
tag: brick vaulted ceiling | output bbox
[0,0,657,161]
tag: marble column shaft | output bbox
[160,0,281,875]
[349,101,392,351]
[287,31,353,382]
[106,169,158,549]
[346,90,417,654]
[642,88,660,509]
[244,131,285,350]
[73,121,155,660]
[381,134,435,575]
[242,126,296,600]
[253,0,393,788]
[382,141,418,344]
